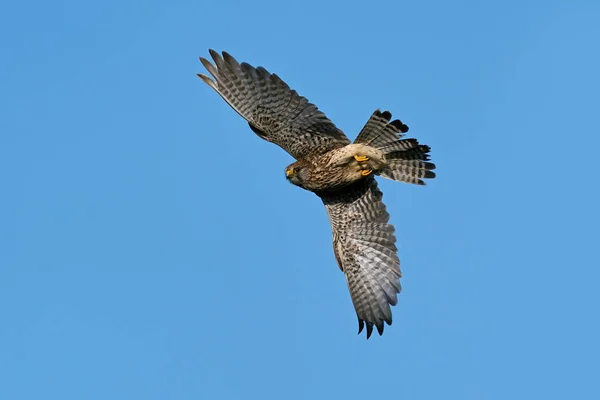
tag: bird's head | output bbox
[285,161,311,188]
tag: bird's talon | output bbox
[361,169,373,176]
[354,155,369,162]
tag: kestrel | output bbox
[198,50,435,338]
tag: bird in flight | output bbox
[198,50,435,338]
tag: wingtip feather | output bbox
[366,323,373,339]
[199,57,219,79]
[376,322,384,336]
[208,48,221,61]
[222,51,239,67]
[197,73,217,90]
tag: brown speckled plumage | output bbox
[198,50,435,338]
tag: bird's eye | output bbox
[294,167,301,173]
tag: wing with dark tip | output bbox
[319,177,402,338]
[198,50,351,160]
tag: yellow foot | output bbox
[354,155,369,162]
[361,169,373,176]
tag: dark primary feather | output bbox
[198,50,351,160]
[319,178,401,339]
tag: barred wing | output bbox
[198,50,350,160]
[319,178,402,338]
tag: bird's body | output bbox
[285,144,386,193]
[198,50,436,338]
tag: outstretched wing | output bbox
[319,178,402,338]
[198,50,351,160]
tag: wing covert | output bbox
[198,50,350,160]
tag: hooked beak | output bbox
[285,168,293,179]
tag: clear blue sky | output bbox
[1,1,599,399]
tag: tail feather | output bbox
[354,110,409,148]
[355,110,436,185]
[379,139,429,156]
[378,160,436,185]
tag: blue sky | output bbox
[1,0,599,399]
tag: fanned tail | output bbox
[354,110,436,185]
